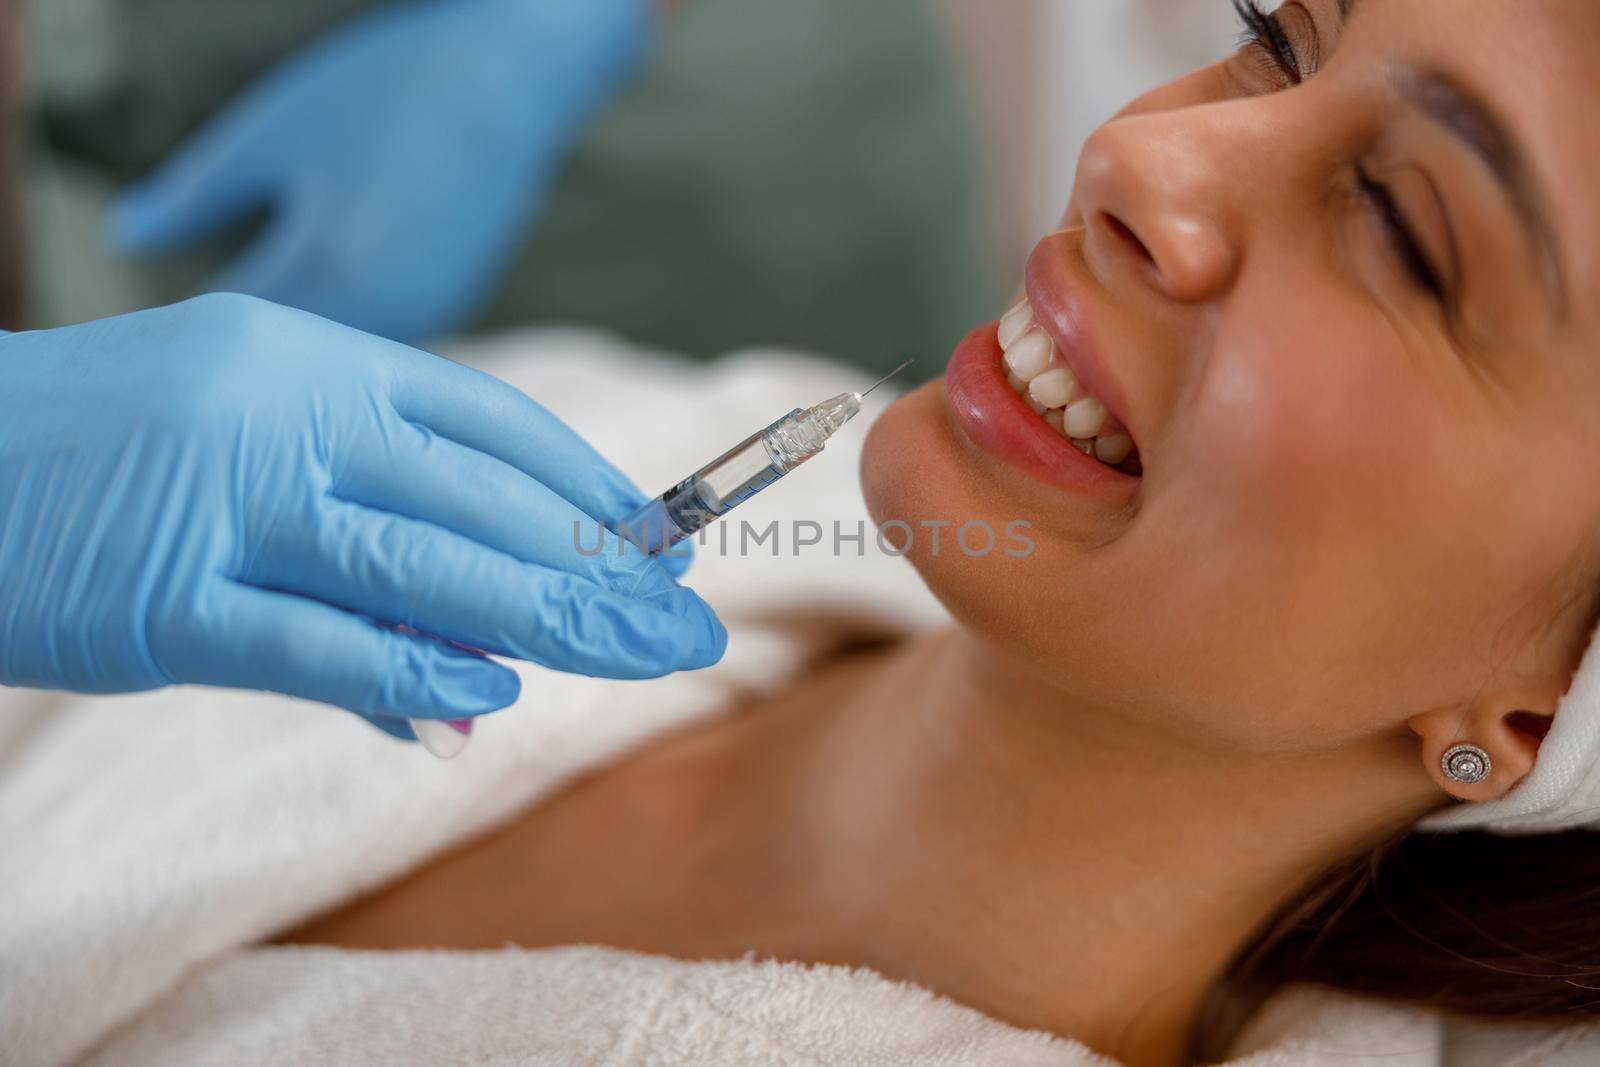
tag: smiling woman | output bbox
[19,2,1600,1066]
[862,0,1600,1055]
[271,2,1600,1063]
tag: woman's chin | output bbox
[861,381,1057,645]
[861,368,1150,696]
[860,381,949,533]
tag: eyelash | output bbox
[1230,0,1450,305]
[1232,0,1301,85]
[1356,167,1448,302]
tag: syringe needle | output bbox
[860,358,915,398]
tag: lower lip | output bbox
[944,323,1140,498]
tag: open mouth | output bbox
[996,299,1143,477]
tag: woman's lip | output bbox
[944,324,1140,498]
[1024,240,1138,450]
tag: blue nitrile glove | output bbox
[0,294,722,740]
[110,0,655,344]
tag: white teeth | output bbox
[998,300,1034,350]
[1094,434,1134,465]
[1027,367,1076,410]
[1064,396,1108,439]
[1004,331,1053,383]
[996,302,1138,474]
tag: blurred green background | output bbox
[22,0,1002,377]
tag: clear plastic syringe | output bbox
[620,360,913,555]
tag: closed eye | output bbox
[1232,2,1454,313]
[1356,167,1449,304]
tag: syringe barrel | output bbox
[620,409,812,554]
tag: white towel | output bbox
[71,946,1441,1067]
[0,329,1583,1066]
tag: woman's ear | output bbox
[1407,702,1551,802]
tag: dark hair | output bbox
[1194,829,1600,1060]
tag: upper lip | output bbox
[1023,238,1141,457]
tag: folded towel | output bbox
[72,945,1439,1067]
[0,329,1586,1066]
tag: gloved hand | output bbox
[110,0,655,344]
[0,294,723,739]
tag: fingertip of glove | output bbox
[476,663,523,709]
[651,586,727,669]
[687,606,729,669]
[423,649,521,715]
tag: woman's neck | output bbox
[704,627,1439,1067]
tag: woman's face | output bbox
[864,0,1600,754]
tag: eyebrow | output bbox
[1334,0,1570,317]
[1401,67,1570,317]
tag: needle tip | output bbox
[861,358,916,398]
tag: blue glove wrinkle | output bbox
[249,486,713,681]
[517,570,697,679]
[383,631,520,718]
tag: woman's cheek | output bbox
[1141,320,1458,734]
[1192,313,1442,531]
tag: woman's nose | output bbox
[1071,112,1243,305]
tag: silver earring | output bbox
[1442,743,1492,785]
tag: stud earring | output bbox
[1442,743,1492,785]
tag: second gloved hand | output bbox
[0,295,724,739]
[111,0,655,344]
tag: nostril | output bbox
[1097,210,1156,271]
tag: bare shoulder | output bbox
[281,636,908,955]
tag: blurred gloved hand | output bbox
[110,0,655,344]
[0,295,722,739]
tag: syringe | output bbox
[408,360,909,759]
[619,360,913,555]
